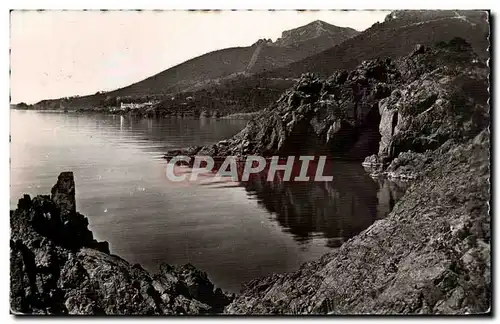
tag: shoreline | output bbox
[10,130,490,315]
[226,130,490,314]
[10,172,234,315]
[11,108,260,121]
[10,40,491,315]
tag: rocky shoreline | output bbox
[10,172,233,315]
[165,39,488,164]
[168,39,490,314]
[11,39,490,315]
[11,129,490,315]
[225,129,490,314]
[223,40,490,314]
[13,105,256,120]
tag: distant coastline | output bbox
[11,105,262,120]
[10,10,491,315]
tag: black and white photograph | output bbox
[8,7,491,316]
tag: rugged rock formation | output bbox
[378,40,488,160]
[10,172,232,315]
[165,38,488,163]
[363,38,489,180]
[225,129,490,314]
[161,38,491,315]
[12,37,490,316]
[165,58,397,159]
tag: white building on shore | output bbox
[120,101,156,110]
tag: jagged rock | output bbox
[362,154,381,166]
[380,62,488,168]
[378,94,400,157]
[165,38,486,163]
[51,171,76,217]
[385,151,430,180]
[225,130,490,315]
[10,173,233,315]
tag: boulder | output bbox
[51,172,76,217]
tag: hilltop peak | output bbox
[273,20,359,47]
[310,19,329,26]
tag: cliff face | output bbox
[161,38,491,314]
[225,129,490,314]
[10,172,232,315]
[168,38,488,163]
[376,40,489,162]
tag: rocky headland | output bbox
[167,38,491,314]
[11,38,490,315]
[166,38,488,163]
[10,172,233,315]
[225,129,490,314]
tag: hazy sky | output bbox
[10,10,390,104]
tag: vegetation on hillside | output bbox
[18,20,359,112]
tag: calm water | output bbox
[10,110,405,293]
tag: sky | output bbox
[10,10,390,104]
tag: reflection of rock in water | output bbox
[240,161,407,248]
[373,177,409,220]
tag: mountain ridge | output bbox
[273,20,359,47]
[15,10,489,115]
[19,19,359,109]
[262,10,489,79]
[145,9,489,118]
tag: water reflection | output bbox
[12,110,409,292]
[238,162,407,247]
[187,157,408,248]
[37,112,407,249]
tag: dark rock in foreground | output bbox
[10,172,232,315]
[225,130,490,314]
[164,38,492,315]
[11,38,491,316]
